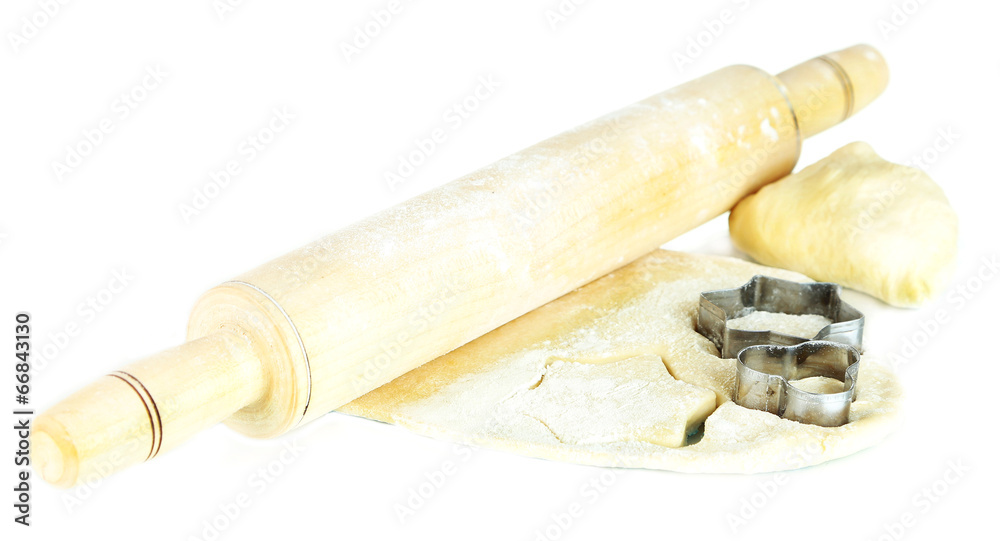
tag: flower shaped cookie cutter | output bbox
[696,275,864,359]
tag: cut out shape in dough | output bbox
[729,141,958,307]
[340,250,902,473]
[498,355,716,448]
[726,310,832,338]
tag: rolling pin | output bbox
[33,44,889,487]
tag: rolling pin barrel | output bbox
[33,44,889,487]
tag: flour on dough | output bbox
[340,250,902,473]
[729,141,958,307]
[498,355,716,448]
[726,310,832,338]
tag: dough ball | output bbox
[729,142,958,307]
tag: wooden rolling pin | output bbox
[33,45,889,487]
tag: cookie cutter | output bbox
[696,275,864,359]
[735,341,860,427]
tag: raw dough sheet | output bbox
[339,250,902,473]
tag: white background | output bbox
[2,1,997,539]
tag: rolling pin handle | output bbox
[32,331,266,488]
[776,44,890,138]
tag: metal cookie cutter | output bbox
[735,341,860,427]
[696,275,864,359]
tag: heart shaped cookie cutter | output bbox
[735,341,860,427]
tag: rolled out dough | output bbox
[340,250,902,473]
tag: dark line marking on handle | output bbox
[108,373,156,461]
[110,371,164,460]
[817,55,855,122]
